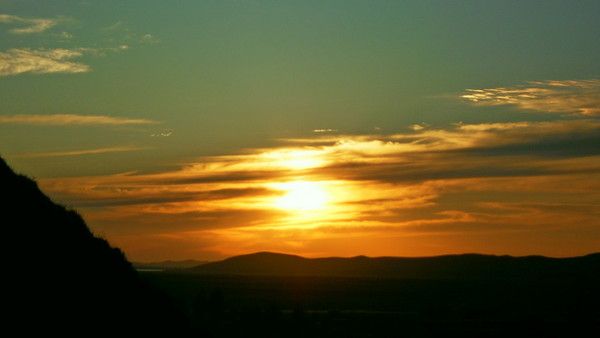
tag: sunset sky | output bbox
[1,0,599,261]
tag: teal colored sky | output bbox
[1,1,599,260]
[2,0,599,176]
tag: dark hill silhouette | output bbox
[190,251,600,279]
[134,259,210,270]
[1,157,188,335]
[154,251,600,337]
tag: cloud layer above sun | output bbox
[37,118,600,260]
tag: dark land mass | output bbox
[1,157,188,335]
[143,251,600,337]
[134,259,210,270]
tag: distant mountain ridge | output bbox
[190,251,600,279]
[134,259,210,270]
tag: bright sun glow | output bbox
[274,181,329,211]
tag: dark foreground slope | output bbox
[1,157,188,335]
[190,251,600,279]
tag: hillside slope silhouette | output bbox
[1,157,188,335]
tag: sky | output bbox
[1,0,599,261]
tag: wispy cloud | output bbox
[462,79,600,116]
[409,123,429,131]
[0,13,57,34]
[313,128,337,133]
[0,114,158,125]
[150,129,173,137]
[102,20,160,48]
[0,14,155,78]
[0,44,134,77]
[13,146,146,158]
[37,119,600,259]
[140,33,160,44]
[0,48,90,76]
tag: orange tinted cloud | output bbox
[37,120,600,260]
[13,146,146,158]
[0,114,158,125]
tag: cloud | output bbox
[13,146,146,158]
[150,129,173,137]
[140,33,160,44]
[58,31,73,40]
[0,13,57,34]
[0,114,159,125]
[313,128,337,133]
[409,123,429,131]
[101,20,160,48]
[462,79,600,116]
[0,45,133,77]
[0,48,90,76]
[60,188,277,209]
[32,118,600,259]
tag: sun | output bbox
[274,181,329,211]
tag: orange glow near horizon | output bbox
[35,119,600,261]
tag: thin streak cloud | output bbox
[462,79,600,116]
[0,114,159,125]
[13,146,146,158]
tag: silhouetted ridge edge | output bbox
[190,251,600,279]
[1,156,188,334]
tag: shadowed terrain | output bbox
[1,157,188,335]
[135,259,210,270]
[143,252,600,337]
